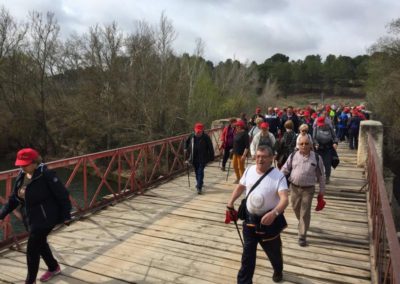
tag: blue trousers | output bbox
[237,224,283,284]
[193,163,205,190]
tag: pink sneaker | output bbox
[39,265,61,282]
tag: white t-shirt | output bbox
[240,165,288,216]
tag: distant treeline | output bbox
[0,7,369,163]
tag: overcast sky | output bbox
[1,0,399,64]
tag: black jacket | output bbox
[0,164,71,232]
[185,132,215,165]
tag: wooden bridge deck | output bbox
[0,144,371,283]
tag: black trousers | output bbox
[26,226,58,283]
[237,224,283,284]
[222,145,232,168]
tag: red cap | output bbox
[260,122,269,129]
[316,116,325,126]
[194,123,204,133]
[235,120,245,128]
[303,111,310,116]
[15,148,39,166]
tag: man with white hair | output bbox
[281,135,325,247]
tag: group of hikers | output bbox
[0,102,368,284]
[185,102,368,283]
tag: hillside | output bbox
[273,92,367,108]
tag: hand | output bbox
[260,211,276,225]
[333,144,338,150]
[315,193,326,211]
[225,207,238,224]
[240,155,246,162]
[63,218,73,226]
[184,160,190,165]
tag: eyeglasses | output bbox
[299,143,310,146]
[256,155,272,159]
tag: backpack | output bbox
[259,134,273,148]
[315,127,333,145]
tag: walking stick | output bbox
[186,163,191,188]
[226,160,231,181]
[233,219,244,247]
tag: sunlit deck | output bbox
[0,144,371,283]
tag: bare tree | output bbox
[26,11,60,153]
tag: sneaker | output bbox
[272,271,283,282]
[39,265,61,282]
[220,166,226,172]
[298,238,307,247]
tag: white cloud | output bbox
[1,0,399,63]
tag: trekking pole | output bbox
[186,163,191,188]
[233,219,244,247]
[226,160,231,181]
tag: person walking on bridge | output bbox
[281,135,326,247]
[0,148,72,284]
[227,145,289,283]
[184,123,215,194]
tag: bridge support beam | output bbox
[357,120,383,169]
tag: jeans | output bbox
[237,224,283,284]
[193,163,205,190]
[26,227,58,283]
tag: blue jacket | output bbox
[0,164,71,232]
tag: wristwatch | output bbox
[274,209,280,216]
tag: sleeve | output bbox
[44,170,72,222]
[277,174,289,191]
[330,126,338,144]
[206,135,215,162]
[244,133,250,149]
[0,174,23,220]
[315,153,326,194]
[250,133,259,156]
[0,193,20,220]
[280,153,292,177]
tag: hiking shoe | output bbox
[298,238,307,247]
[39,265,61,282]
[272,271,283,282]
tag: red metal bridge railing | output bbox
[0,128,223,248]
[367,133,400,284]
